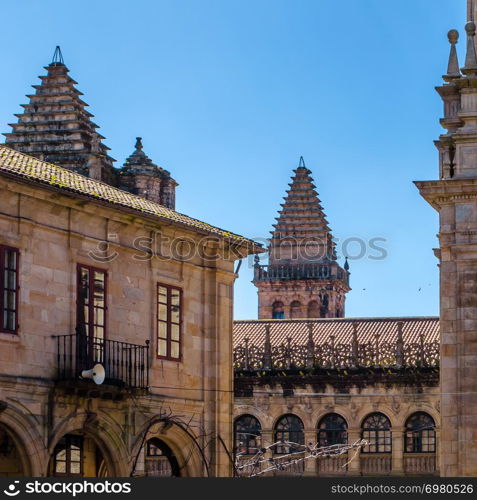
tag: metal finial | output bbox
[298,156,306,168]
[463,22,477,73]
[51,46,64,66]
[135,137,143,151]
[344,256,349,271]
[444,30,461,80]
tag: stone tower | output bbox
[3,47,116,184]
[253,157,350,319]
[415,2,477,476]
[118,137,178,209]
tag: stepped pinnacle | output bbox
[135,137,143,151]
[444,30,461,81]
[51,46,64,66]
[299,156,306,168]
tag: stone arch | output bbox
[289,300,302,319]
[307,300,320,318]
[0,403,46,477]
[47,410,129,477]
[271,300,285,319]
[131,416,206,478]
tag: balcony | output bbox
[404,454,437,475]
[54,333,150,390]
[253,263,349,286]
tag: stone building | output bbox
[0,145,261,477]
[3,47,177,209]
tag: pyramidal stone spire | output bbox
[253,158,350,320]
[119,137,178,209]
[269,157,335,264]
[3,46,116,184]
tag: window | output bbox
[234,415,262,455]
[274,414,304,454]
[53,434,83,477]
[0,246,19,333]
[77,265,107,366]
[361,413,392,453]
[145,439,180,477]
[157,284,182,360]
[318,413,348,447]
[405,412,436,453]
[272,301,284,319]
[290,301,301,319]
[77,265,107,341]
[307,300,320,318]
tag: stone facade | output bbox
[0,146,260,477]
[253,158,350,320]
[415,3,477,477]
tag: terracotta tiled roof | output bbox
[0,145,262,252]
[233,316,440,346]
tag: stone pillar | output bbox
[347,428,361,476]
[391,427,404,476]
[304,430,316,476]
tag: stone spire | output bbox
[3,47,116,183]
[253,158,350,320]
[119,137,178,209]
[269,157,335,264]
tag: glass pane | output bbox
[171,324,179,341]
[171,341,180,359]
[4,311,15,331]
[94,326,104,340]
[70,448,81,462]
[70,462,81,474]
[56,449,67,461]
[158,304,167,321]
[158,339,167,356]
[171,306,180,324]
[158,322,167,339]
[158,286,167,303]
[55,461,66,473]
[171,289,180,307]
[6,250,17,270]
[95,307,104,327]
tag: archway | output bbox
[0,423,25,477]
[144,438,181,477]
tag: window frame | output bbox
[273,414,305,455]
[234,414,262,456]
[156,282,183,361]
[404,412,436,454]
[52,434,84,477]
[317,413,348,447]
[361,412,392,454]
[0,245,20,334]
[76,263,108,342]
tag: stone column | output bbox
[347,428,361,476]
[391,427,404,476]
[304,430,316,476]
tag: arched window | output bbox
[272,301,285,319]
[317,413,348,447]
[52,434,83,477]
[307,300,320,318]
[274,414,305,454]
[145,438,180,477]
[290,301,302,319]
[320,294,329,318]
[404,412,436,453]
[234,415,262,455]
[361,413,392,453]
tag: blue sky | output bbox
[0,0,465,319]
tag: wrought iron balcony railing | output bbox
[253,263,349,285]
[54,333,150,390]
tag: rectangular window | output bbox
[0,246,19,334]
[77,265,107,364]
[157,283,182,360]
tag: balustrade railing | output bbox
[254,263,349,285]
[54,333,150,389]
[234,328,439,372]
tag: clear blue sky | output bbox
[0,0,465,319]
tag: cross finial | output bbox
[135,137,143,151]
[298,156,305,168]
[51,46,64,66]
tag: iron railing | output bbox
[254,263,349,285]
[54,333,150,389]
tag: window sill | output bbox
[0,331,20,343]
